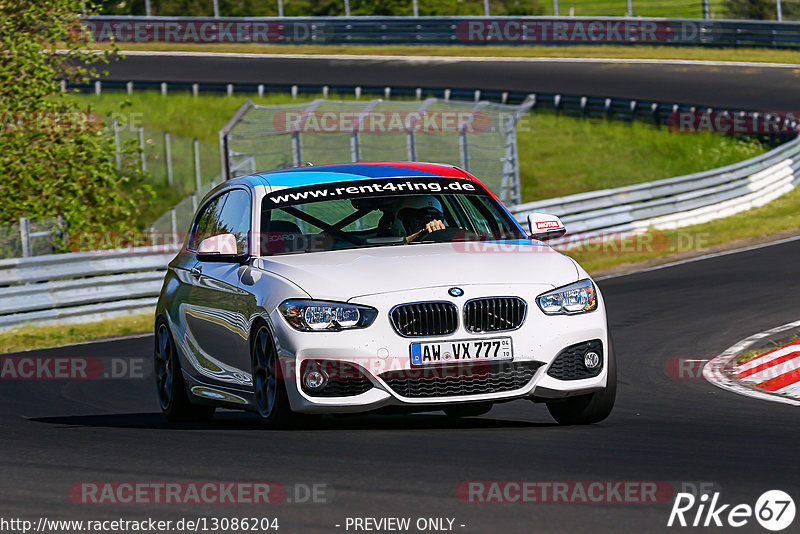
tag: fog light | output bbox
[584,351,600,369]
[303,369,328,390]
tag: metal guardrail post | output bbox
[165,132,173,186]
[778,0,783,21]
[170,209,178,245]
[57,214,68,251]
[213,0,220,17]
[703,0,710,18]
[138,126,147,174]
[113,118,121,171]
[553,0,559,16]
[193,139,202,192]
[19,217,31,258]
[278,0,284,17]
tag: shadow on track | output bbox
[27,411,554,431]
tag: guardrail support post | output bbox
[192,83,199,97]
[161,82,167,96]
[113,118,121,171]
[126,81,133,94]
[553,0,559,16]
[193,139,202,192]
[777,0,783,21]
[94,80,101,96]
[703,0,710,18]
[138,126,147,174]
[165,132,174,186]
[170,209,178,246]
[19,217,31,258]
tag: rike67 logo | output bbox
[668,490,795,531]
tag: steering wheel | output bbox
[413,227,461,243]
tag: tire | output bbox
[251,323,293,428]
[154,319,216,422]
[546,337,617,425]
[444,403,493,418]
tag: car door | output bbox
[179,189,255,389]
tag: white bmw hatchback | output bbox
[155,162,615,426]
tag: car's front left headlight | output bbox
[279,299,378,331]
[536,279,598,315]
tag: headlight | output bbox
[279,300,378,331]
[536,279,598,315]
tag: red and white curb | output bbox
[704,319,800,406]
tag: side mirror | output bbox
[527,213,567,241]
[196,233,248,262]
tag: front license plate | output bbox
[410,337,513,367]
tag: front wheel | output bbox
[546,339,617,425]
[154,320,216,422]
[251,323,293,428]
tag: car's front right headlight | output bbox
[536,279,598,315]
[279,299,378,331]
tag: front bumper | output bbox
[273,284,610,414]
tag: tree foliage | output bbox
[0,0,145,236]
[97,0,543,17]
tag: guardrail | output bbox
[84,16,800,48]
[510,135,800,238]
[0,246,179,331]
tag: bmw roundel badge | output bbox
[448,287,464,297]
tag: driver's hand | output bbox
[424,219,446,233]
[406,219,446,242]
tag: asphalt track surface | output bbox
[2,238,800,533]
[98,52,800,110]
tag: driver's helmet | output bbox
[392,195,444,236]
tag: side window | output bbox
[190,193,228,250]
[216,189,251,255]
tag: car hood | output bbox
[257,240,580,300]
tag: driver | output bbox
[393,196,446,242]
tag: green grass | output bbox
[736,330,800,363]
[516,114,764,199]
[0,314,153,354]
[91,43,800,64]
[67,91,767,203]
[540,0,726,18]
[565,184,800,272]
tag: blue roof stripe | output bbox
[256,164,442,188]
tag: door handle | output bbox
[191,265,202,278]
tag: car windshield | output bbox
[259,176,526,255]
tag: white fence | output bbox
[510,136,800,240]
[2,136,799,331]
[0,246,179,331]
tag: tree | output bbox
[0,0,146,239]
